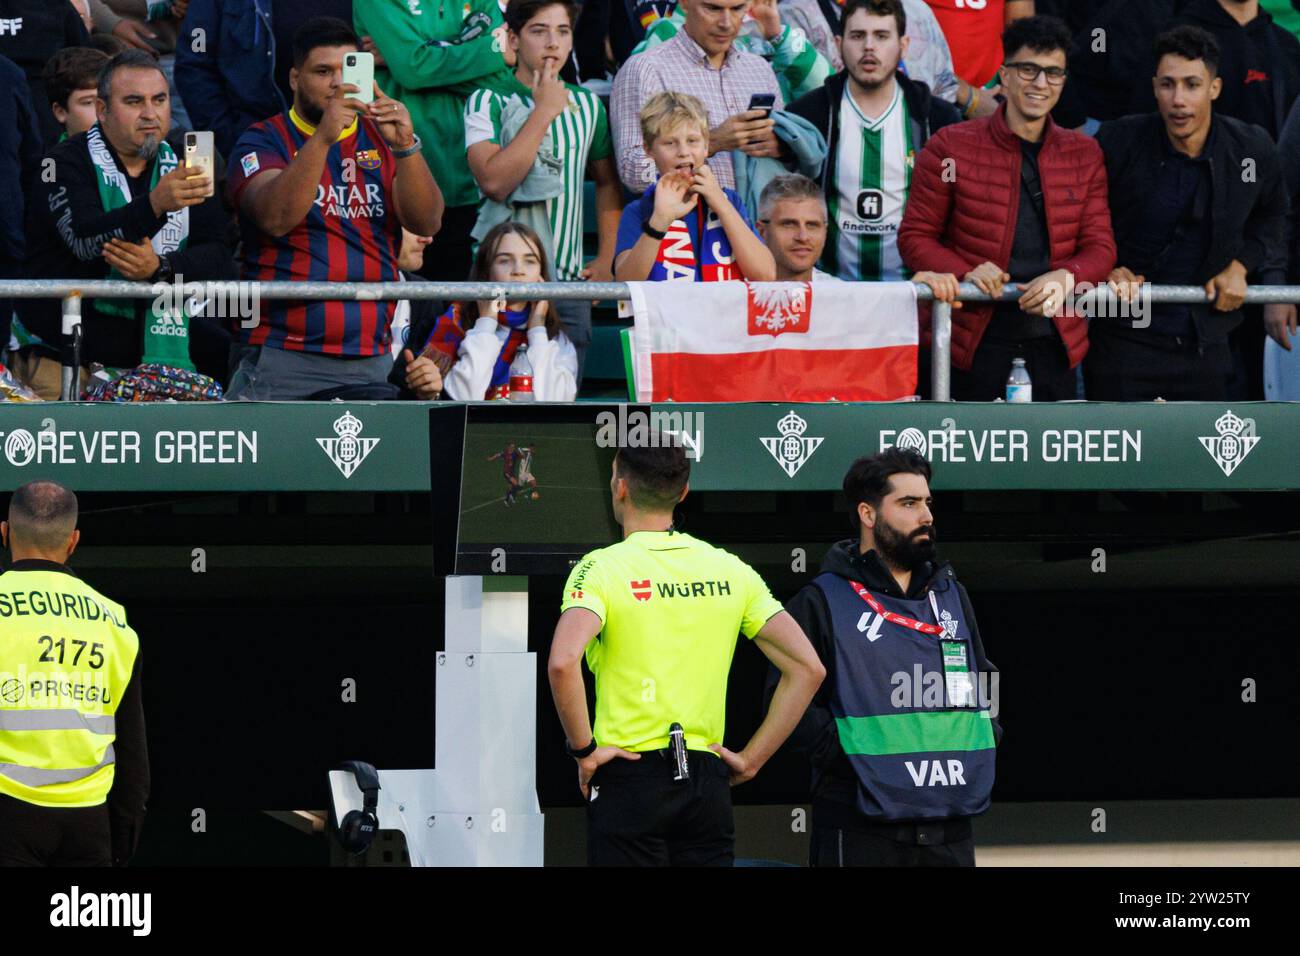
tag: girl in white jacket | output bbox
[431,222,578,402]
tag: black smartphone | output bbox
[747,92,776,119]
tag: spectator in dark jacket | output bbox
[898,15,1116,401]
[1043,0,1178,127]
[1174,0,1300,139]
[787,0,960,282]
[1091,26,1290,400]
[0,0,91,146]
[17,51,234,398]
[0,54,42,350]
[174,0,287,159]
[1173,0,1300,398]
[1275,92,1300,351]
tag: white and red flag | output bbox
[626,281,919,401]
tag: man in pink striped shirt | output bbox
[611,0,784,194]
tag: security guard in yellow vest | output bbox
[549,438,825,866]
[0,481,148,866]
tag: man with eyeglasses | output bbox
[899,15,1116,401]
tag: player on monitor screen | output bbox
[488,442,539,506]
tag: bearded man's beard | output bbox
[137,133,160,162]
[875,515,937,569]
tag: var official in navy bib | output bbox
[768,449,1000,866]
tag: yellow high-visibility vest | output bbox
[0,566,139,807]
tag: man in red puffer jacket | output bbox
[898,15,1116,401]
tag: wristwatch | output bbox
[150,254,174,284]
[565,737,597,759]
[391,134,422,159]
[642,220,667,241]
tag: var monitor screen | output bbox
[433,404,645,575]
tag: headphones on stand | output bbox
[336,760,381,855]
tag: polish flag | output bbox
[626,281,918,402]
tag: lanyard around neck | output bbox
[848,580,944,635]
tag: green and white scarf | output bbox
[86,123,194,371]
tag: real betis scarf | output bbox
[420,303,532,399]
[86,123,194,371]
[641,182,737,282]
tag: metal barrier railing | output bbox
[0,280,1292,402]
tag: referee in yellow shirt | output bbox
[548,437,824,866]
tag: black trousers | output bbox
[810,818,976,867]
[1227,309,1265,401]
[952,333,1077,402]
[1084,326,1231,401]
[586,750,734,866]
[0,793,112,867]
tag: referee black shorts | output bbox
[585,749,734,867]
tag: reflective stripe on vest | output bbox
[0,710,116,734]
[0,567,138,807]
[814,569,995,821]
[0,744,115,788]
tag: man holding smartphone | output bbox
[227,17,445,400]
[611,0,785,194]
[629,0,833,103]
[18,49,233,398]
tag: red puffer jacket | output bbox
[898,104,1116,371]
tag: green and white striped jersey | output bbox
[824,83,915,282]
[464,76,612,281]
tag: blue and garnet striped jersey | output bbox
[228,109,401,356]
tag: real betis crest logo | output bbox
[761,410,823,478]
[939,609,958,640]
[1198,409,1259,477]
[318,411,379,479]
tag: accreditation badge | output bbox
[927,592,974,707]
[941,640,976,708]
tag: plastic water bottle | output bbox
[1006,357,1032,403]
[508,345,535,402]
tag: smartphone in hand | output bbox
[183,131,215,198]
[342,51,375,104]
[747,92,776,119]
